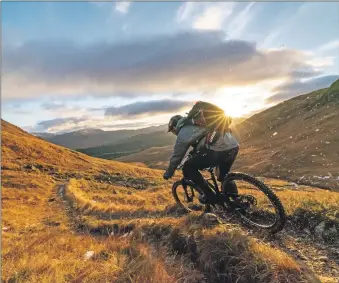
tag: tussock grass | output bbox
[65,179,176,219]
[256,179,339,230]
[75,211,320,283]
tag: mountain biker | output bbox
[163,109,239,204]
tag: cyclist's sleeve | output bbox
[166,136,190,177]
[165,126,206,177]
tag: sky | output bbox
[2,1,339,134]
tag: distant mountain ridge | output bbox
[78,130,176,159]
[35,124,167,149]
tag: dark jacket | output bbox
[165,117,239,177]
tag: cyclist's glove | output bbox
[163,171,172,180]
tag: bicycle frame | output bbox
[204,167,221,195]
[178,153,225,199]
[180,167,223,198]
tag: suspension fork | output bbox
[181,178,203,202]
[207,170,221,195]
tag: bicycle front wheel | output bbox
[172,179,205,213]
[223,173,286,233]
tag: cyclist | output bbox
[163,113,239,204]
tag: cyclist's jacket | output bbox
[165,117,239,177]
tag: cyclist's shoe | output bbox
[198,194,208,204]
[199,193,219,205]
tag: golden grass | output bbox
[2,119,335,282]
[75,210,319,283]
[262,179,339,221]
[65,179,174,218]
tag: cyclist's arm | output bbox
[165,136,190,177]
[165,126,206,177]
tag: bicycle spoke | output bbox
[222,175,285,232]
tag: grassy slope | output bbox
[233,79,339,190]
[118,145,173,169]
[2,119,339,282]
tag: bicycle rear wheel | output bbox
[222,173,286,233]
[172,180,205,213]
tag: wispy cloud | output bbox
[266,75,339,103]
[317,40,339,53]
[115,2,131,14]
[177,3,235,30]
[176,2,197,22]
[261,3,307,48]
[31,114,167,134]
[227,2,256,38]
[41,102,66,110]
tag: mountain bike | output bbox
[172,152,286,233]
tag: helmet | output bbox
[167,115,183,133]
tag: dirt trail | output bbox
[57,182,339,282]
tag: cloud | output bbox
[41,102,66,110]
[266,75,339,103]
[288,69,323,79]
[89,1,108,8]
[31,99,193,133]
[177,3,235,30]
[3,30,324,101]
[31,115,164,134]
[115,2,131,14]
[317,40,339,52]
[226,2,256,38]
[176,3,197,22]
[105,99,192,117]
[36,117,88,131]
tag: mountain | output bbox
[80,118,245,160]
[119,80,339,191]
[117,145,173,169]
[234,79,339,190]
[2,119,339,282]
[38,124,167,149]
[78,130,176,159]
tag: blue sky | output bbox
[2,2,339,133]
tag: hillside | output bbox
[234,79,339,190]
[118,145,174,169]
[119,80,339,191]
[78,130,176,159]
[38,124,167,149]
[2,119,339,282]
[78,118,245,160]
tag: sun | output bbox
[212,87,252,118]
[211,84,276,118]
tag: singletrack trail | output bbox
[57,178,339,283]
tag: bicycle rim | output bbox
[223,173,286,233]
[172,180,204,212]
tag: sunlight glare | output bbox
[211,82,279,118]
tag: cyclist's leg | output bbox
[182,150,218,202]
[217,146,239,181]
[218,147,239,194]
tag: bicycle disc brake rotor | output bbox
[232,195,257,211]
